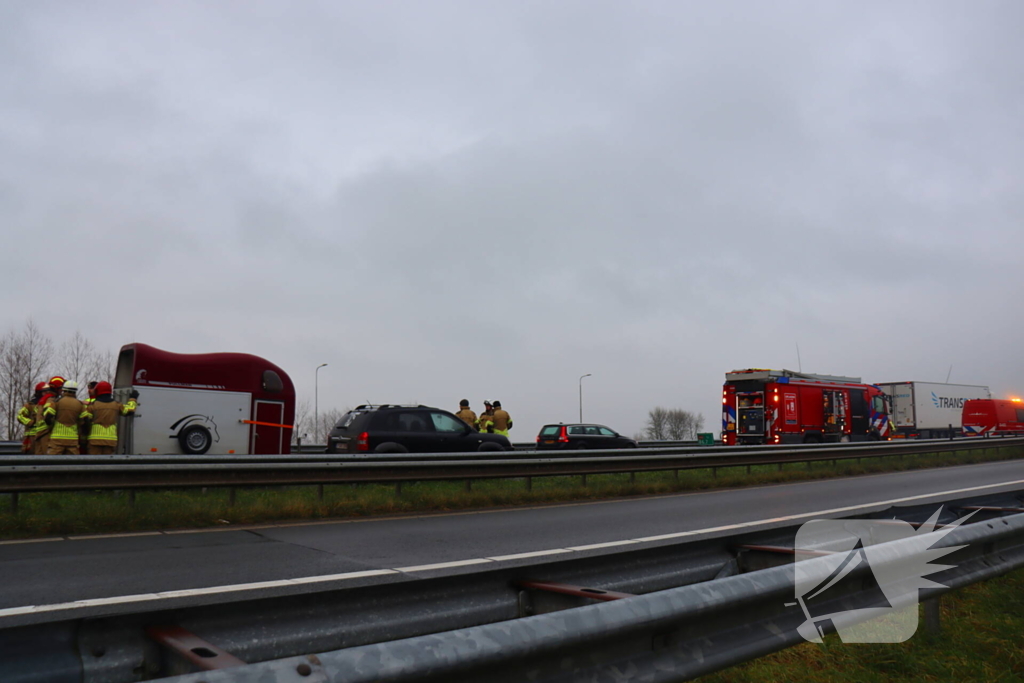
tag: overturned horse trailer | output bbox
[113,343,295,455]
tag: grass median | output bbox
[702,565,1024,682]
[0,444,1021,539]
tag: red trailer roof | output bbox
[114,343,295,400]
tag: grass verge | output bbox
[0,445,1021,539]
[701,566,1024,682]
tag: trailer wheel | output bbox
[179,425,212,455]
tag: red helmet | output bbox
[34,382,47,393]
[49,376,66,389]
[95,381,113,396]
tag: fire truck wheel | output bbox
[179,425,213,455]
[802,434,823,444]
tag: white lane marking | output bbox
[0,569,400,619]
[487,549,574,562]
[396,559,494,572]
[567,540,640,551]
[66,532,163,540]
[0,537,64,546]
[3,476,1024,620]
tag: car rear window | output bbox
[539,425,562,436]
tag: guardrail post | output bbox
[712,467,717,479]
[228,488,236,507]
[395,481,403,497]
[777,462,783,472]
[128,490,136,509]
[464,480,472,493]
[746,465,751,475]
[674,470,679,481]
[923,596,941,634]
[581,474,588,488]
[317,484,324,502]
[525,477,532,492]
[8,493,17,515]
[629,472,635,484]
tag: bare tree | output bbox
[665,409,693,440]
[0,320,54,439]
[90,349,117,385]
[644,407,707,441]
[690,413,706,440]
[55,330,97,384]
[643,407,670,441]
[292,399,312,444]
[317,407,347,444]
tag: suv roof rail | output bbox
[353,403,425,410]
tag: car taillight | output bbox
[357,431,369,452]
[558,426,569,443]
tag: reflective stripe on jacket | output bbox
[17,402,34,428]
[45,396,87,445]
[86,398,137,444]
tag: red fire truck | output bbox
[722,369,890,446]
[961,398,1024,437]
[113,343,296,455]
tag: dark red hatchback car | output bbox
[535,423,638,450]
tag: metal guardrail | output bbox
[0,438,1021,496]
[124,499,1024,681]
[156,511,1024,682]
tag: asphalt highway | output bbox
[3,459,1024,618]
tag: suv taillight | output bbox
[558,426,569,443]
[357,431,369,452]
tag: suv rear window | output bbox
[335,411,367,431]
[540,425,562,436]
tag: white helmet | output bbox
[63,381,79,393]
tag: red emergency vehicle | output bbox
[961,399,1024,437]
[722,369,890,446]
[113,343,295,455]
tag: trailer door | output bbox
[252,400,285,454]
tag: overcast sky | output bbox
[2,1,1022,439]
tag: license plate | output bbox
[544,440,555,444]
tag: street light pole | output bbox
[579,373,591,423]
[315,363,328,443]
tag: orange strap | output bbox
[242,419,294,429]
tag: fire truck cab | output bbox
[722,369,890,446]
[113,343,295,455]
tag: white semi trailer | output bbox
[876,381,991,439]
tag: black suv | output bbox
[326,404,513,454]
[535,423,638,450]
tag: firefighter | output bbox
[455,399,478,430]
[44,380,87,455]
[491,400,513,437]
[80,381,99,453]
[83,381,138,455]
[478,401,495,433]
[16,382,45,453]
[34,376,65,454]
